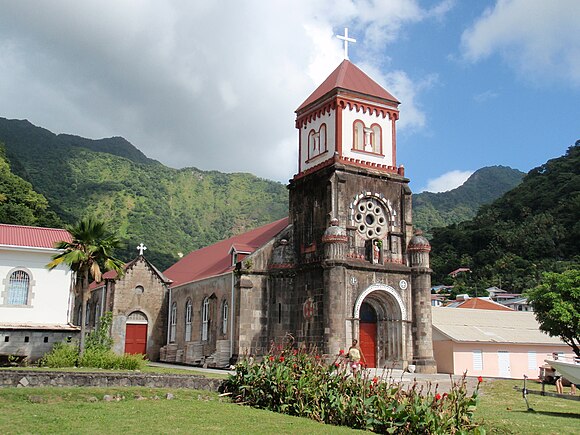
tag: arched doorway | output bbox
[353,284,408,369]
[125,311,148,355]
[359,302,377,367]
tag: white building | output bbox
[0,224,78,362]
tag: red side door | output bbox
[125,324,147,355]
[360,322,377,368]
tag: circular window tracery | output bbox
[354,197,388,239]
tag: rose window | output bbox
[354,197,388,239]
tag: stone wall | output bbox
[0,370,222,390]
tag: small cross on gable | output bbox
[336,27,356,60]
[137,243,147,256]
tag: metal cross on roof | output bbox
[336,27,356,60]
[137,243,147,256]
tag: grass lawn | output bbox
[476,379,580,434]
[0,376,578,434]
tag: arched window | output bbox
[353,120,364,151]
[201,297,210,341]
[7,270,30,305]
[221,300,229,335]
[85,302,91,326]
[169,302,177,343]
[95,302,101,325]
[185,299,192,342]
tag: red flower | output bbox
[279,356,285,362]
[443,393,448,399]
[334,362,340,368]
[478,376,483,383]
[372,377,379,384]
[315,355,320,360]
[339,349,345,355]
[435,393,441,401]
[269,356,274,361]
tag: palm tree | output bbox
[47,217,125,354]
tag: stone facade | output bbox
[160,60,437,373]
[83,256,170,361]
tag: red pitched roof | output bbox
[456,297,514,311]
[296,60,399,112]
[164,217,289,288]
[0,223,72,249]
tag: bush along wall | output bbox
[221,344,484,434]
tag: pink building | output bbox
[432,307,574,379]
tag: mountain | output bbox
[430,142,580,293]
[413,166,525,237]
[0,117,288,269]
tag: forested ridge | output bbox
[431,142,580,293]
[0,116,570,288]
[413,166,524,236]
[0,118,288,268]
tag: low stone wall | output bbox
[0,370,223,391]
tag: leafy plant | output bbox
[40,341,79,368]
[221,343,483,434]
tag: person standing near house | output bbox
[348,339,366,373]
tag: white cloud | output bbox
[461,0,580,87]
[473,90,499,103]
[0,0,452,182]
[422,170,474,193]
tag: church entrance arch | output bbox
[125,311,148,355]
[359,302,377,367]
[353,284,407,368]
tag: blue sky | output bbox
[0,1,578,192]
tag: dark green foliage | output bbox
[526,270,580,357]
[413,166,525,237]
[222,345,483,434]
[40,311,146,370]
[0,143,62,227]
[431,143,580,293]
[0,117,288,270]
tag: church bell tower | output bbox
[286,51,436,373]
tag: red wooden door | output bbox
[125,324,147,355]
[360,322,377,368]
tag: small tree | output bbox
[526,269,580,357]
[47,217,124,355]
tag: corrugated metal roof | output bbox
[296,60,399,112]
[431,307,564,345]
[164,217,289,288]
[0,224,72,249]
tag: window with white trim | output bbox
[185,300,192,342]
[222,300,228,335]
[169,302,177,343]
[473,349,483,371]
[202,297,210,341]
[528,351,537,370]
[7,270,30,305]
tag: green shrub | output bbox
[221,345,484,434]
[40,341,79,368]
[85,311,114,352]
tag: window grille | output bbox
[7,270,30,305]
[169,303,177,343]
[222,301,228,334]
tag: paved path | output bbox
[148,362,481,394]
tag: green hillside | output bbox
[0,118,288,269]
[413,166,525,237]
[430,142,580,293]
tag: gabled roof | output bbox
[0,223,71,249]
[89,256,172,291]
[164,217,290,288]
[448,297,513,311]
[431,307,565,345]
[296,60,399,112]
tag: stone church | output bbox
[158,59,437,373]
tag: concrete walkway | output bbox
[148,362,481,394]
